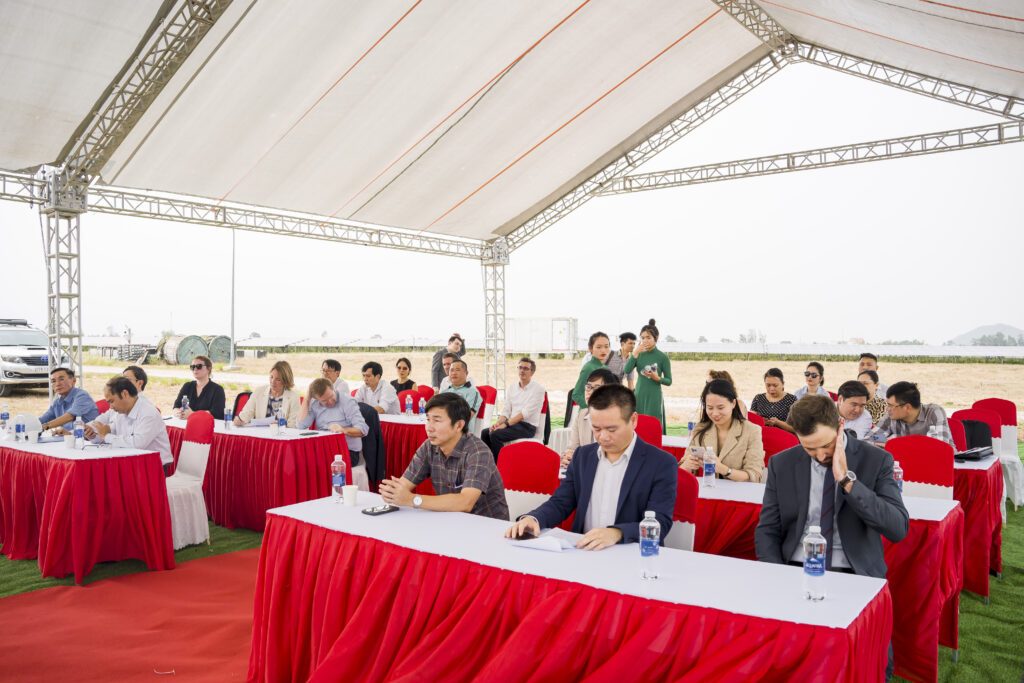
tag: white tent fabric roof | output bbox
[1,1,1021,241]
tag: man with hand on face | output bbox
[379,393,509,520]
[298,378,370,487]
[84,376,172,469]
[505,384,676,551]
[755,394,908,678]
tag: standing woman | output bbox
[750,367,798,430]
[173,354,226,420]
[571,332,611,410]
[624,319,672,432]
[391,357,418,394]
[793,361,829,399]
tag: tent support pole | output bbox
[481,238,509,403]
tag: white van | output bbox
[0,319,55,396]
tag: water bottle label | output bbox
[74,429,84,438]
[640,537,659,557]
[332,472,346,487]
[897,480,903,492]
[703,462,715,477]
[803,554,825,577]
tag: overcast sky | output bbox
[2,62,1020,346]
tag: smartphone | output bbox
[514,529,538,540]
[361,504,399,516]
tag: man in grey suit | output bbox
[756,394,908,679]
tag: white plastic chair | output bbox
[166,412,213,549]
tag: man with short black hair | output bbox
[868,381,953,445]
[431,334,466,390]
[481,357,546,459]
[39,367,98,431]
[858,353,888,399]
[836,380,873,439]
[505,384,677,550]
[123,365,148,393]
[321,359,350,396]
[355,361,400,414]
[439,351,475,391]
[756,394,908,679]
[379,393,509,520]
[605,332,637,390]
[84,376,172,466]
[439,359,482,434]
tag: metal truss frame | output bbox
[711,0,790,50]
[481,239,510,400]
[594,120,1024,194]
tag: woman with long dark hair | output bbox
[680,379,764,482]
[623,319,672,431]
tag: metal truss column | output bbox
[35,167,88,392]
[481,238,509,401]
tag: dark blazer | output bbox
[355,402,385,483]
[525,436,677,543]
[755,432,909,578]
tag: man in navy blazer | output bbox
[505,385,677,550]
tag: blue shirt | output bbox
[40,386,99,425]
[298,393,368,453]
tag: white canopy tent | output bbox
[1,0,1021,396]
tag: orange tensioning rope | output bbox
[919,0,1024,23]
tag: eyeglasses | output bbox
[584,383,603,392]
[804,372,820,379]
[517,366,532,371]
[190,364,207,371]
[886,401,906,410]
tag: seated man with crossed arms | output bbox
[505,384,676,550]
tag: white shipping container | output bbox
[507,317,578,356]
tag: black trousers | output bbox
[480,422,536,460]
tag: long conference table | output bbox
[165,419,351,532]
[249,494,894,682]
[0,440,174,583]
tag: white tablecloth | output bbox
[1,440,157,461]
[165,417,341,442]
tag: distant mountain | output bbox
[948,324,1024,346]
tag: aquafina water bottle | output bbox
[703,446,717,488]
[639,510,660,579]
[276,406,287,431]
[331,454,346,503]
[224,406,233,429]
[0,403,9,434]
[802,525,827,601]
[893,460,904,493]
[14,415,25,442]
[405,394,413,415]
[418,397,426,415]
[73,415,85,449]
[180,396,190,417]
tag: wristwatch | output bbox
[413,495,423,509]
[723,467,733,479]
[839,470,857,489]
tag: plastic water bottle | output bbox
[893,460,904,493]
[331,454,346,503]
[14,416,25,442]
[224,407,233,429]
[703,446,717,488]
[405,394,413,415]
[73,416,85,449]
[418,397,426,415]
[276,407,287,432]
[180,396,190,417]
[802,525,827,601]
[639,510,660,579]
[0,403,9,433]
[926,425,938,440]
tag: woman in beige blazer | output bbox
[234,360,302,428]
[560,368,618,468]
[681,379,764,483]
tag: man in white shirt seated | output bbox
[322,359,351,397]
[836,380,873,440]
[355,362,400,415]
[481,357,545,460]
[85,376,173,470]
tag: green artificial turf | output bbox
[0,521,263,599]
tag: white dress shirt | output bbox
[333,377,351,397]
[500,379,546,428]
[93,394,173,465]
[583,434,637,533]
[842,411,874,439]
[355,380,400,414]
[790,459,850,569]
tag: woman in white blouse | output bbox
[234,360,301,427]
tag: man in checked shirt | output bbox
[866,381,954,446]
[379,393,509,521]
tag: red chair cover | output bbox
[885,435,954,487]
[972,398,1017,427]
[828,391,838,401]
[674,469,699,523]
[951,409,1001,444]
[350,389,357,397]
[496,442,560,494]
[235,392,251,414]
[635,415,662,448]
[417,386,435,401]
[477,384,497,407]
[183,410,214,444]
[947,418,967,452]
[762,426,798,463]
[95,399,110,414]
[397,390,420,412]
[745,411,764,427]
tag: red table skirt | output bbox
[167,427,349,532]
[379,420,434,495]
[694,496,963,682]
[249,514,892,683]
[0,447,174,583]
[953,461,1003,597]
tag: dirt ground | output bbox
[6,352,1024,435]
